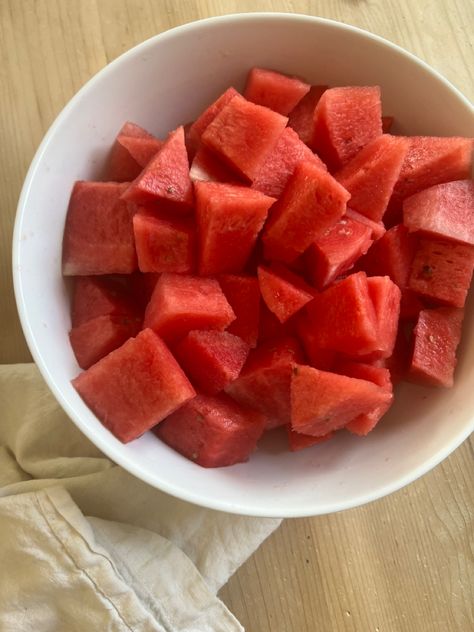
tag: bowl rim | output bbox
[12,12,474,517]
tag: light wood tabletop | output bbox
[1,2,473,631]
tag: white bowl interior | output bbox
[13,14,474,517]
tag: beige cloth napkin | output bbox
[0,364,281,631]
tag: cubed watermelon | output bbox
[133,212,195,274]
[122,126,193,212]
[313,86,382,170]
[244,67,310,116]
[62,181,137,276]
[403,180,474,246]
[201,94,288,181]
[189,146,241,184]
[287,85,327,147]
[226,336,304,429]
[187,87,239,151]
[358,224,417,288]
[408,307,464,387]
[291,364,392,436]
[105,122,163,182]
[143,273,235,344]
[69,314,141,370]
[155,393,266,468]
[294,312,338,371]
[195,181,275,276]
[262,161,350,263]
[365,276,401,359]
[305,214,373,289]
[71,276,140,328]
[303,272,378,356]
[335,134,409,221]
[346,208,386,241]
[286,426,333,451]
[408,237,474,308]
[218,275,261,347]
[251,127,326,198]
[257,264,315,323]
[174,330,249,395]
[72,328,196,443]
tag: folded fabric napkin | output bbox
[0,364,281,631]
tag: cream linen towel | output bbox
[0,364,281,631]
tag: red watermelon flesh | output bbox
[201,94,288,181]
[403,180,474,246]
[105,122,161,182]
[133,212,195,274]
[305,214,373,289]
[313,86,383,171]
[257,302,298,344]
[226,336,304,429]
[187,87,239,150]
[399,288,426,321]
[72,328,196,443]
[119,135,163,168]
[303,272,378,356]
[195,181,275,276]
[71,276,140,328]
[62,181,137,276]
[190,146,241,184]
[384,136,473,226]
[382,116,394,133]
[155,393,266,468]
[358,224,417,288]
[244,67,310,116]
[122,126,193,212]
[294,311,338,371]
[175,330,249,395]
[286,426,334,451]
[143,273,235,345]
[335,134,409,221]
[408,307,464,387]
[218,275,260,347]
[257,264,315,323]
[129,272,161,311]
[252,127,326,198]
[287,85,328,147]
[262,160,351,263]
[335,361,393,435]
[291,364,392,436]
[69,314,141,370]
[408,236,474,308]
[345,208,386,241]
[365,276,401,359]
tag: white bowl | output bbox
[13,13,474,517]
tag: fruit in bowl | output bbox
[13,14,474,517]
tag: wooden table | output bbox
[1,2,473,630]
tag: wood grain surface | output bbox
[1,2,473,631]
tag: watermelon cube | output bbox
[174,330,249,395]
[294,312,338,371]
[143,273,235,344]
[345,208,386,241]
[335,361,393,435]
[403,180,474,246]
[122,126,193,212]
[62,181,137,276]
[257,264,314,323]
[384,136,473,226]
[187,87,239,151]
[218,275,260,347]
[195,181,275,276]
[105,121,163,182]
[291,364,392,436]
[69,314,141,370]
[155,393,266,468]
[286,426,333,451]
[305,214,373,289]
[335,134,409,221]
[287,85,328,147]
[251,127,326,198]
[226,336,304,429]
[365,276,401,359]
[243,67,310,116]
[262,160,351,263]
[201,94,288,181]
[408,237,474,308]
[313,86,383,171]
[303,272,378,356]
[72,328,196,443]
[408,307,464,387]
[71,276,140,328]
[133,212,195,274]
[358,224,417,288]
[190,146,241,184]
